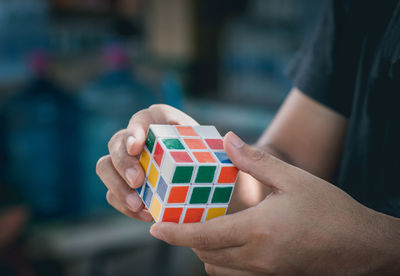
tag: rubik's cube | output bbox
[136,125,238,223]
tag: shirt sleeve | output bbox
[286,0,363,117]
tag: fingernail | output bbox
[150,224,164,239]
[228,132,244,148]
[126,136,136,154]
[125,168,138,187]
[126,193,142,211]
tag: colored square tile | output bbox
[143,183,153,207]
[184,138,207,150]
[172,166,194,183]
[163,138,185,150]
[145,128,156,153]
[214,152,232,164]
[193,151,216,163]
[195,166,216,183]
[176,126,199,137]
[190,186,211,204]
[205,139,224,150]
[150,195,162,221]
[157,176,168,201]
[206,207,227,221]
[218,167,238,183]
[184,208,205,223]
[148,163,159,188]
[168,186,189,203]
[162,207,183,223]
[170,151,193,163]
[153,142,164,167]
[211,186,233,203]
[139,149,151,174]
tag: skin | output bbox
[96,88,400,275]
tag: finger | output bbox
[106,190,153,222]
[204,263,255,276]
[96,155,143,212]
[223,131,293,191]
[107,130,146,189]
[193,247,243,270]
[126,105,199,156]
[149,211,248,250]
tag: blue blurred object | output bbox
[1,51,81,220]
[79,43,157,215]
[160,72,184,110]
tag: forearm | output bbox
[364,211,400,275]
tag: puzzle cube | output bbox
[137,124,239,223]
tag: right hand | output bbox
[96,104,198,222]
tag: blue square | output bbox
[136,185,143,196]
[143,183,153,207]
[157,176,168,202]
[214,152,232,164]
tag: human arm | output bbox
[229,87,348,212]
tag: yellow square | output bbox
[148,163,159,188]
[205,207,227,221]
[150,195,162,222]
[139,149,151,174]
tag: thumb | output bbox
[223,131,293,191]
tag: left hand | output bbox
[149,132,400,275]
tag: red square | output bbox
[168,186,189,203]
[192,151,216,163]
[176,126,198,137]
[184,138,207,150]
[183,208,205,223]
[218,166,239,183]
[162,207,183,223]
[205,139,224,150]
[170,151,193,163]
[153,142,164,167]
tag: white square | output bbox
[149,124,178,138]
[193,125,222,138]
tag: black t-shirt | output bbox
[287,0,400,217]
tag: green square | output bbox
[190,187,211,204]
[145,129,156,153]
[211,186,233,203]
[163,138,185,150]
[172,166,193,183]
[195,166,216,183]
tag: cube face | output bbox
[138,124,238,223]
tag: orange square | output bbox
[176,126,198,137]
[184,138,207,150]
[183,208,205,223]
[168,186,189,203]
[218,166,238,183]
[162,207,183,223]
[193,151,216,163]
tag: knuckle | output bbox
[148,103,169,111]
[249,147,267,162]
[106,191,114,205]
[192,233,211,249]
[96,155,111,176]
[204,263,216,276]
[107,129,126,152]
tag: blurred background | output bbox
[0,0,325,275]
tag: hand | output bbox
[96,104,198,222]
[149,132,400,275]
